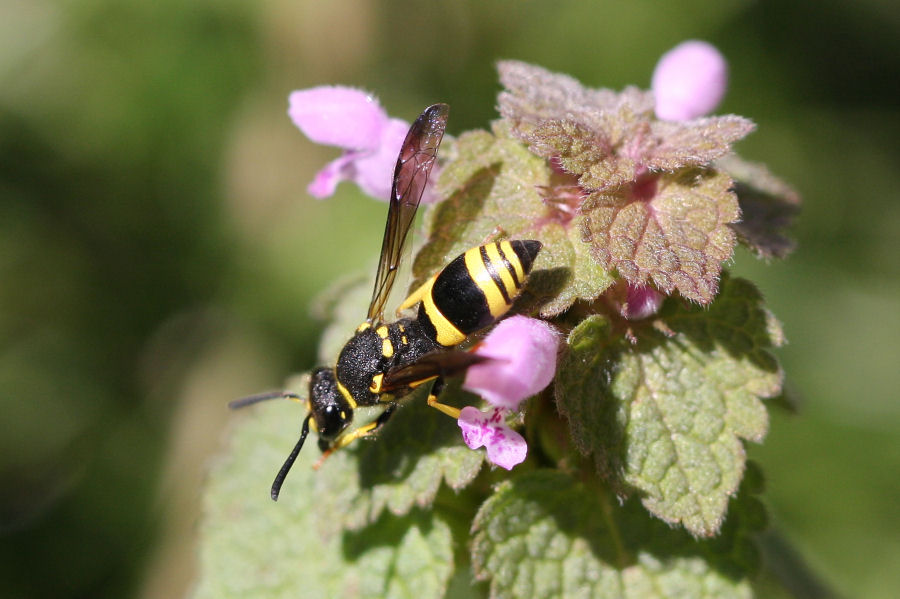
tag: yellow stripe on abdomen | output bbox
[421,290,466,346]
[486,243,519,299]
[464,247,509,319]
[499,240,525,283]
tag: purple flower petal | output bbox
[458,406,490,449]
[457,406,527,470]
[345,117,410,201]
[652,40,728,121]
[306,151,362,199]
[288,86,387,150]
[463,316,559,410]
[288,86,444,202]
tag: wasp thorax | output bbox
[335,327,386,403]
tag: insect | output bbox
[231,104,542,500]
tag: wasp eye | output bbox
[318,402,350,440]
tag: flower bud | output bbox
[652,40,728,121]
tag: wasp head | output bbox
[308,367,353,451]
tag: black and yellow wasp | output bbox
[231,104,542,500]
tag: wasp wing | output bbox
[380,350,493,391]
[366,103,449,324]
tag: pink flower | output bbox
[463,316,559,410]
[288,86,413,201]
[457,406,527,470]
[454,316,559,469]
[652,40,728,121]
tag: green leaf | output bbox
[471,470,756,599]
[540,213,617,317]
[555,275,783,536]
[552,314,624,481]
[415,124,614,318]
[424,124,551,252]
[314,379,485,531]
[193,404,456,599]
[580,168,740,304]
[717,154,801,259]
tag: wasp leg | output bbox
[480,225,508,244]
[337,404,397,448]
[313,405,397,468]
[396,275,436,315]
[425,377,462,419]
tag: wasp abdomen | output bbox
[418,240,542,347]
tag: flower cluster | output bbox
[458,316,560,469]
[289,40,732,468]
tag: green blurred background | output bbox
[0,1,897,597]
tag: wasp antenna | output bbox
[228,391,302,410]
[270,414,311,501]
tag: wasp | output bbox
[231,104,542,500]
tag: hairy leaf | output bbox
[555,276,783,536]
[717,155,801,259]
[193,405,455,599]
[415,124,614,318]
[523,119,639,193]
[648,117,756,172]
[471,470,757,599]
[540,212,616,317]
[497,60,654,124]
[580,168,740,304]
[497,61,754,195]
[425,124,551,253]
[497,61,652,194]
[314,380,485,531]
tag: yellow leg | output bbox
[313,406,397,469]
[313,422,377,469]
[396,275,436,315]
[427,393,461,419]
